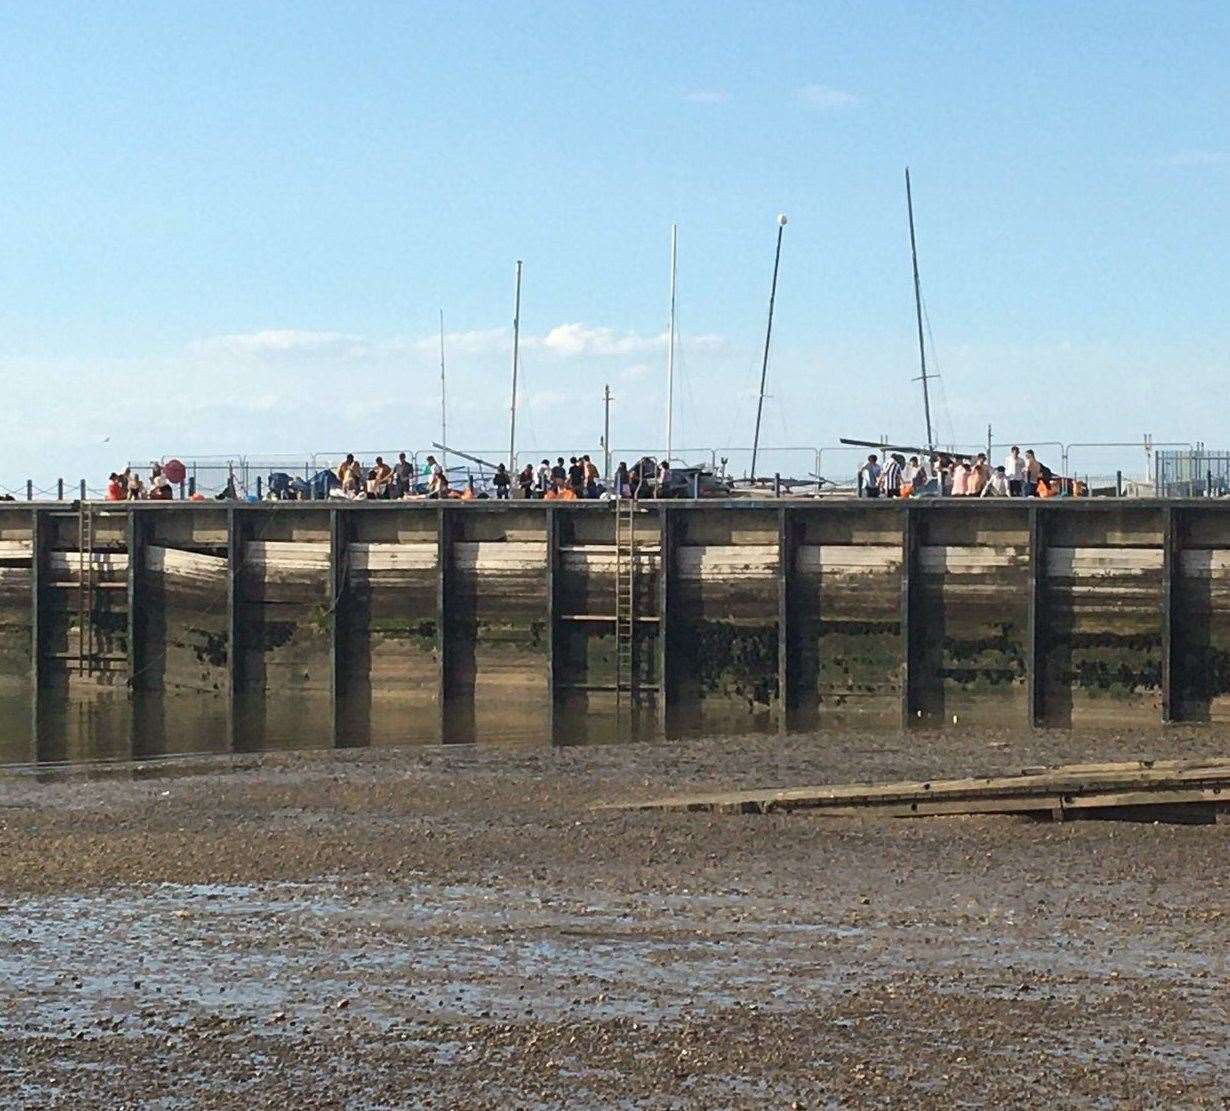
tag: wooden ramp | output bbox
[604,758,1230,822]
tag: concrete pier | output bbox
[1,498,1227,762]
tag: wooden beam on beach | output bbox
[602,757,1230,822]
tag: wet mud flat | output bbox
[1,729,1228,1107]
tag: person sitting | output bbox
[460,476,478,500]
[492,464,511,500]
[426,462,450,499]
[372,456,393,498]
[981,465,1011,496]
[127,471,145,500]
[105,473,124,501]
[543,476,577,500]
[517,464,535,500]
[148,473,173,500]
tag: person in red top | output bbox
[105,473,124,501]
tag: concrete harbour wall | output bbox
[0,499,1224,763]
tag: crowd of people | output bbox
[104,464,185,501]
[856,446,1086,498]
[325,453,676,501]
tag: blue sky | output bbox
[1,1,1227,489]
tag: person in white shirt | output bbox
[981,465,1011,497]
[858,454,882,498]
[1004,446,1026,497]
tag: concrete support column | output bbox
[436,505,453,743]
[226,507,243,750]
[544,507,558,745]
[777,505,795,734]
[126,510,145,690]
[657,507,675,737]
[329,508,346,746]
[1161,505,1178,724]
[1027,504,1047,728]
[899,504,918,730]
[126,508,146,759]
[29,507,46,762]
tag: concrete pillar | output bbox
[329,508,346,746]
[1027,504,1046,728]
[126,508,145,759]
[544,506,558,745]
[777,505,794,734]
[29,507,46,762]
[657,507,675,737]
[1161,505,1178,724]
[436,505,452,742]
[226,507,243,750]
[899,504,918,730]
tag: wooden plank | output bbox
[604,757,1230,816]
[675,544,778,579]
[1046,547,1164,576]
[796,544,902,574]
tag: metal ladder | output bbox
[614,497,637,715]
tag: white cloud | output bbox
[194,329,363,356]
[623,362,653,381]
[682,90,729,105]
[541,323,665,357]
[1161,150,1230,168]
[795,84,858,110]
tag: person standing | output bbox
[1004,446,1026,497]
[614,461,631,498]
[967,453,991,496]
[492,463,511,500]
[392,453,415,497]
[655,458,672,498]
[905,456,927,493]
[582,454,599,498]
[858,454,882,498]
[950,459,969,496]
[1024,449,1042,496]
[517,464,535,500]
[566,457,584,496]
[535,459,551,497]
[881,454,904,497]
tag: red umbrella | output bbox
[163,458,186,484]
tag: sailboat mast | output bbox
[750,214,787,482]
[439,309,448,471]
[666,223,677,463]
[508,260,523,473]
[905,167,934,451]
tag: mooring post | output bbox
[329,507,346,746]
[657,506,675,737]
[1027,504,1046,728]
[436,505,452,743]
[544,506,558,745]
[777,505,794,734]
[899,503,918,729]
[1161,504,1178,724]
[226,506,242,751]
[29,507,46,762]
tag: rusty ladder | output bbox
[614,496,637,715]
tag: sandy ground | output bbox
[1,728,1228,1109]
